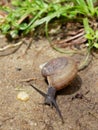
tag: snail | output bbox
[30,56,78,122]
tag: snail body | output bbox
[42,57,77,122]
[30,56,78,122]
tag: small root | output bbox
[53,29,86,49]
[54,30,85,45]
[0,41,23,56]
[78,52,92,71]
[17,37,33,58]
[22,37,33,55]
[51,45,85,55]
[0,37,33,57]
[88,112,98,120]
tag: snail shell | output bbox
[41,57,78,90]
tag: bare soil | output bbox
[0,36,98,130]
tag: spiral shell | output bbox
[41,57,77,90]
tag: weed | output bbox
[83,18,98,50]
[0,0,98,50]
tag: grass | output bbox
[0,0,98,50]
[83,18,98,50]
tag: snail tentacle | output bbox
[45,86,64,123]
[52,98,64,123]
[30,84,46,97]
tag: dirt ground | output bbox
[0,36,98,130]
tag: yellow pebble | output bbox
[17,91,29,101]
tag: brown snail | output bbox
[30,57,78,122]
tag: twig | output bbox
[2,116,15,123]
[19,77,37,82]
[23,37,33,54]
[59,36,86,48]
[0,41,23,56]
[18,14,29,24]
[0,41,22,52]
[54,30,85,44]
[88,112,98,120]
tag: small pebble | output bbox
[17,91,29,101]
[15,67,22,71]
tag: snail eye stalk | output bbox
[29,84,46,97]
[44,94,64,123]
[52,98,64,123]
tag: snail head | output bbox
[29,84,64,123]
